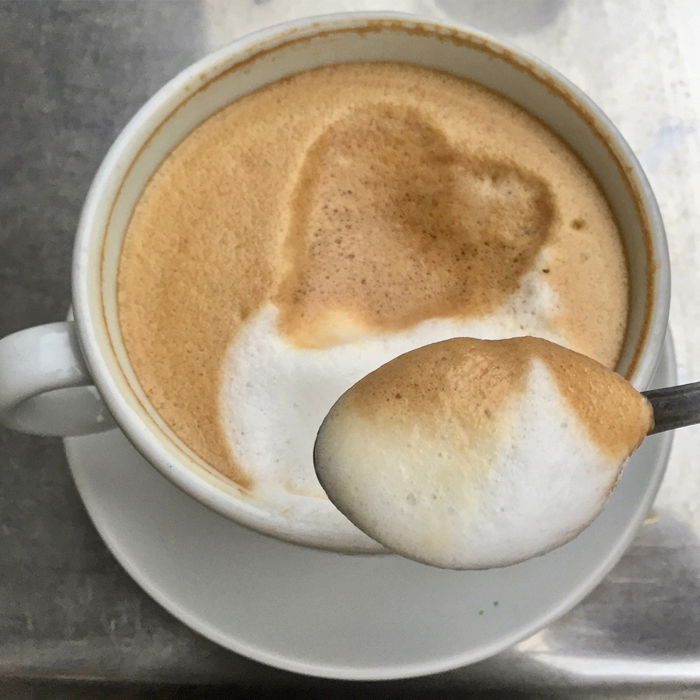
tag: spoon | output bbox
[313,337,699,570]
[645,382,700,434]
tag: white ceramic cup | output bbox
[0,12,670,552]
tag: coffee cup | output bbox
[0,12,670,552]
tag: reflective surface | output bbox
[1,0,699,694]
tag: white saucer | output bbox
[64,336,675,681]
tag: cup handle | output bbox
[0,321,115,436]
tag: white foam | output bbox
[219,263,565,539]
[315,359,625,568]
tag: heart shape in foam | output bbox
[275,104,556,347]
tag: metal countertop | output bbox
[1,0,699,696]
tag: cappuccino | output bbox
[117,62,628,527]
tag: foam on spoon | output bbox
[314,337,653,569]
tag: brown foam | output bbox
[522,337,653,457]
[117,62,629,483]
[275,104,555,347]
[328,337,529,461]
[339,336,652,460]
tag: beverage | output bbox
[117,61,629,527]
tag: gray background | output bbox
[1,0,699,696]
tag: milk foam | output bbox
[314,359,633,569]
[219,266,564,531]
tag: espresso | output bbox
[117,62,628,521]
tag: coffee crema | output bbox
[117,62,629,521]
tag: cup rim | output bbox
[72,10,671,548]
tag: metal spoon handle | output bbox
[643,382,700,435]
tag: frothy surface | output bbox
[276,103,555,347]
[221,299,563,510]
[117,62,629,516]
[314,337,653,568]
